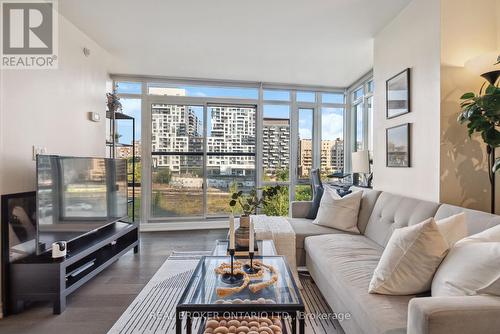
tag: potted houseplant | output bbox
[229,186,281,249]
[106,92,122,112]
[458,57,500,213]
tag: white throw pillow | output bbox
[369,218,449,295]
[432,224,500,297]
[312,187,362,233]
[435,212,467,247]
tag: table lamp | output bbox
[352,150,371,187]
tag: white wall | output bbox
[440,0,500,213]
[0,14,111,316]
[372,0,441,201]
[0,16,111,194]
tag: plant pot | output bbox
[235,215,251,249]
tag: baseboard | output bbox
[140,221,228,232]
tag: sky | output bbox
[115,82,344,144]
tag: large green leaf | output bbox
[483,127,500,147]
[458,84,500,150]
[460,92,475,100]
[485,85,496,95]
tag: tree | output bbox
[295,185,312,201]
[262,186,289,216]
[127,157,141,183]
[154,167,172,184]
[275,168,289,181]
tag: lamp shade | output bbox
[352,150,370,174]
[465,51,500,85]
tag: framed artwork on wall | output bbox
[386,68,410,119]
[386,123,411,167]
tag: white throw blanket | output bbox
[251,214,302,288]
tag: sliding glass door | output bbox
[147,101,256,220]
[151,104,204,218]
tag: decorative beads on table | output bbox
[214,260,279,298]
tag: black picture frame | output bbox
[386,68,411,119]
[386,123,411,167]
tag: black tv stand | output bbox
[8,221,139,314]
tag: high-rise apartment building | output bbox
[116,140,142,159]
[206,106,256,177]
[299,138,344,177]
[262,118,290,179]
[299,140,313,178]
[331,138,344,172]
[151,103,202,172]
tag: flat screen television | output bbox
[36,155,129,254]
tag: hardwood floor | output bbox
[0,229,227,334]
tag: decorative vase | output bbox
[235,215,251,249]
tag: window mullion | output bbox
[290,91,298,206]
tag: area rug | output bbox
[108,251,342,334]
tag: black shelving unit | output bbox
[106,110,137,221]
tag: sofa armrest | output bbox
[408,296,500,334]
[291,201,312,218]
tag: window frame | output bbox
[345,72,374,172]
[112,77,346,222]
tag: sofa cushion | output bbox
[435,212,467,246]
[435,204,500,236]
[364,192,440,247]
[313,187,363,233]
[369,218,449,295]
[350,187,382,234]
[305,234,415,334]
[432,224,500,297]
[288,218,348,250]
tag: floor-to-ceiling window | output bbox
[320,93,345,182]
[112,78,345,225]
[113,81,143,221]
[347,75,373,172]
[260,89,345,216]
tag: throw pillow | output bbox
[306,185,324,219]
[312,187,362,233]
[432,224,500,297]
[369,218,449,295]
[336,189,352,197]
[435,212,467,247]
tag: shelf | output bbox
[106,111,134,120]
[107,108,136,222]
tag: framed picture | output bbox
[386,68,410,119]
[386,123,411,167]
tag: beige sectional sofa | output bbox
[288,188,500,334]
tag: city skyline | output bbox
[115,87,344,178]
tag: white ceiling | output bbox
[59,0,411,87]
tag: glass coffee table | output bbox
[176,256,304,334]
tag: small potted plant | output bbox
[229,186,281,249]
[106,92,122,112]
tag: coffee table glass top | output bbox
[178,256,301,307]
